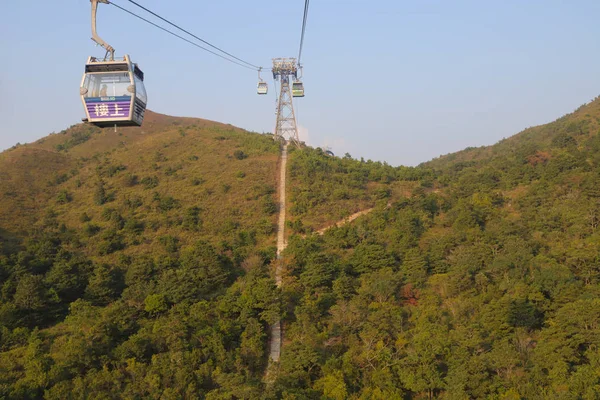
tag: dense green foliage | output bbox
[0,112,284,398]
[2,98,600,398]
[287,147,429,232]
[274,99,600,398]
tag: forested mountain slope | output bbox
[1,95,600,398]
[426,96,600,174]
[286,148,428,233]
[276,99,600,398]
[0,111,284,398]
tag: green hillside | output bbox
[1,110,280,258]
[426,96,600,175]
[0,111,283,398]
[1,96,600,398]
[275,99,600,398]
[286,147,428,233]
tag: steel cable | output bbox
[298,0,310,65]
[110,0,262,70]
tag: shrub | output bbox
[262,197,278,215]
[182,207,201,231]
[123,174,138,187]
[141,176,159,189]
[165,165,182,176]
[158,196,180,212]
[56,190,72,204]
[83,223,101,237]
[124,196,143,210]
[104,164,126,177]
[50,173,69,186]
[374,187,391,200]
[98,230,125,255]
[94,181,107,205]
[257,218,276,235]
[159,235,179,253]
[124,218,145,235]
[233,150,247,160]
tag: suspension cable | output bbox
[298,0,310,65]
[110,2,258,71]
[120,0,262,70]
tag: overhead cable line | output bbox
[120,0,262,70]
[298,0,310,65]
[110,2,258,71]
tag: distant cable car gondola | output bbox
[292,81,304,97]
[257,67,268,95]
[81,0,147,127]
[257,81,268,95]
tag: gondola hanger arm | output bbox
[91,0,115,61]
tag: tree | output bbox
[45,258,90,303]
[182,207,201,231]
[349,244,395,274]
[94,180,107,205]
[238,317,265,372]
[314,370,348,400]
[159,242,232,303]
[401,248,428,287]
[144,294,168,315]
[507,299,542,330]
[14,275,47,311]
[85,264,122,305]
[21,329,53,394]
[277,342,320,389]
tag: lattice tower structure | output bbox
[272,58,300,145]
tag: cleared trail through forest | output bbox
[315,207,375,235]
[266,146,384,378]
[312,202,392,236]
[268,142,288,365]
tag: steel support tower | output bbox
[272,58,300,145]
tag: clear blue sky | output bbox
[1,0,600,166]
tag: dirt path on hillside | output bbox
[312,201,393,236]
[266,148,385,381]
[315,207,375,235]
[268,142,288,366]
[275,143,288,277]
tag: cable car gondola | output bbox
[257,67,268,95]
[257,81,268,95]
[80,55,147,127]
[81,0,147,127]
[292,81,304,97]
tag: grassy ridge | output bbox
[1,110,281,262]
